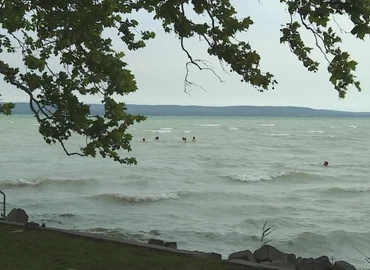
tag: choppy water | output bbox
[1,115,370,268]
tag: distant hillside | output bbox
[6,103,370,117]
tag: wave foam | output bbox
[324,186,370,193]
[264,133,290,137]
[306,130,324,133]
[89,191,185,203]
[196,124,221,127]
[0,178,98,188]
[151,129,172,133]
[223,171,316,183]
[259,124,275,127]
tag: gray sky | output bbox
[1,1,370,111]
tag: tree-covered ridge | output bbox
[0,0,369,164]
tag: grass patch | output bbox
[0,223,249,270]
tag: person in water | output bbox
[192,136,196,142]
[142,138,146,142]
[155,136,159,141]
[323,161,329,166]
[182,137,187,143]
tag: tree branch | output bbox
[299,14,331,64]
[59,139,85,157]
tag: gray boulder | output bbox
[208,252,222,260]
[228,250,256,262]
[194,252,222,260]
[315,256,332,270]
[254,245,296,263]
[5,208,28,224]
[164,242,177,249]
[294,256,332,270]
[148,238,165,246]
[25,222,39,228]
[261,260,295,269]
[294,258,317,270]
[333,261,357,270]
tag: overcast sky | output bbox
[1,1,369,111]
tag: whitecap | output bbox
[0,178,98,188]
[306,130,324,134]
[90,191,183,203]
[228,127,238,130]
[264,133,290,137]
[223,171,315,183]
[324,186,370,193]
[225,172,288,183]
[150,130,172,133]
[196,124,221,127]
[259,124,275,127]
[7,120,14,124]
[0,178,41,186]
[349,125,357,128]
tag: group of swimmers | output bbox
[142,136,196,143]
[181,136,196,142]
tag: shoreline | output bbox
[0,219,361,270]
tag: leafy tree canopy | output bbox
[0,0,369,164]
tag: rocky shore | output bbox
[3,208,362,270]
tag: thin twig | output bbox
[299,14,331,63]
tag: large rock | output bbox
[228,250,256,262]
[25,221,39,228]
[194,252,222,260]
[253,245,296,263]
[164,242,177,249]
[148,238,165,246]
[315,256,332,270]
[294,256,332,270]
[332,261,357,270]
[261,260,295,269]
[5,208,28,224]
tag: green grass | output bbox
[0,223,249,270]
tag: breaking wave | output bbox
[196,124,221,127]
[222,171,322,183]
[150,129,172,133]
[263,133,290,137]
[88,191,186,203]
[321,186,370,194]
[0,178,98,188]
[305,130,325,134]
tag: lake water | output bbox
[0,114,369,268]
